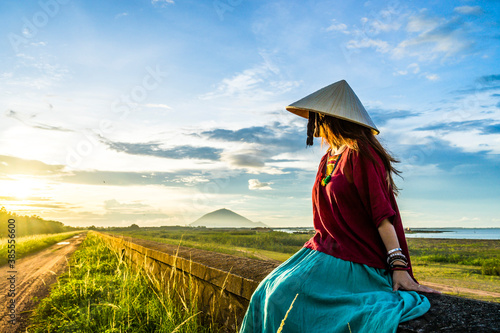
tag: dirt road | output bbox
[0,232,87,333]
[420,281,500,299]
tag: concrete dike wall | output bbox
[93,232,500,332]
[93,231,260,331]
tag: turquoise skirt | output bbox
[239,247,430,333]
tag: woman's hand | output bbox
[392,270,441,294]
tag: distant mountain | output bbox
[190,208,268,228]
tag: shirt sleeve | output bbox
[350,147,396,228]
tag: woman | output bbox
[239,80,440,333]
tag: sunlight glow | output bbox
[1,176,48,200]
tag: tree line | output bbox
[1,207,81,238]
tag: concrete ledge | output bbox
[94,232,500,332]
[94,232,258,330]
[123,238,259,298]
[398,293,500,333]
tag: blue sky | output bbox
[0,0,499,228]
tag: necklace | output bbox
[321,151,343,186]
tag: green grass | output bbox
[412,262,500,290]
[28,232,220,333]
[407,238,500,276]
[406,238,500,302]
[106,228,312,262]
[110,229,500,275]
[112,228,311,254]
[110,228,500,303]
[107,232,289,262]
[0,231,82,266]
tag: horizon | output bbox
[1,0,499,229]
[5,205,500,230]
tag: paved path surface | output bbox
[0,232,87,333]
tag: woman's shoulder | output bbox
[347,141,386,171]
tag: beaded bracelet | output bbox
[387,252,407,259]
[388,259,407,266]
[388,258,408,266]
[387,247,402,256]
[387,252,407,260]
[386,253,407,264]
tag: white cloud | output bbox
[338,6,406,57]
[22,28,33,37]
[0,72,13,80]
[339,9,478,63]
[360,14,402,34]
[441,130,500,155]
[369,20,401,33]
[393,63,420,76]
[345,38,390,53]
[425,73,439,81]
[174,176,210,186]
[30,41,47,47]
[408,63,420,74]
[2,53,69,89]
[144,103,172,110]
[406,12,442,33]
[398,163,443,178]
[115,12,129,19]
[246,166,289,175]
[200,58,300,100]
[152,0,174,5]
[210,67,265,96]
[325,19,349,34]
[453,6,484,16]
[248,179,273,190]
[393,14,473,61]
[384,87,500,157]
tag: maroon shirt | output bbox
[303,143,414,277]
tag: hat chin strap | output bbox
[306,111,316,146]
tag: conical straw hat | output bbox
[286,80,379,135]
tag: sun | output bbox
[1,176,46,200]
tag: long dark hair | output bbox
[314,112,401,195]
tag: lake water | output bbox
[273,228,500,240]
[404,228,500,240]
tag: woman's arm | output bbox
[378,219,441,294]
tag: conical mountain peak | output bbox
[190,208,268,228]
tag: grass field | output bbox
[109,227,500,303]
[28,232,221,332]
[406,238,500,302]
[0,231,82,266]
